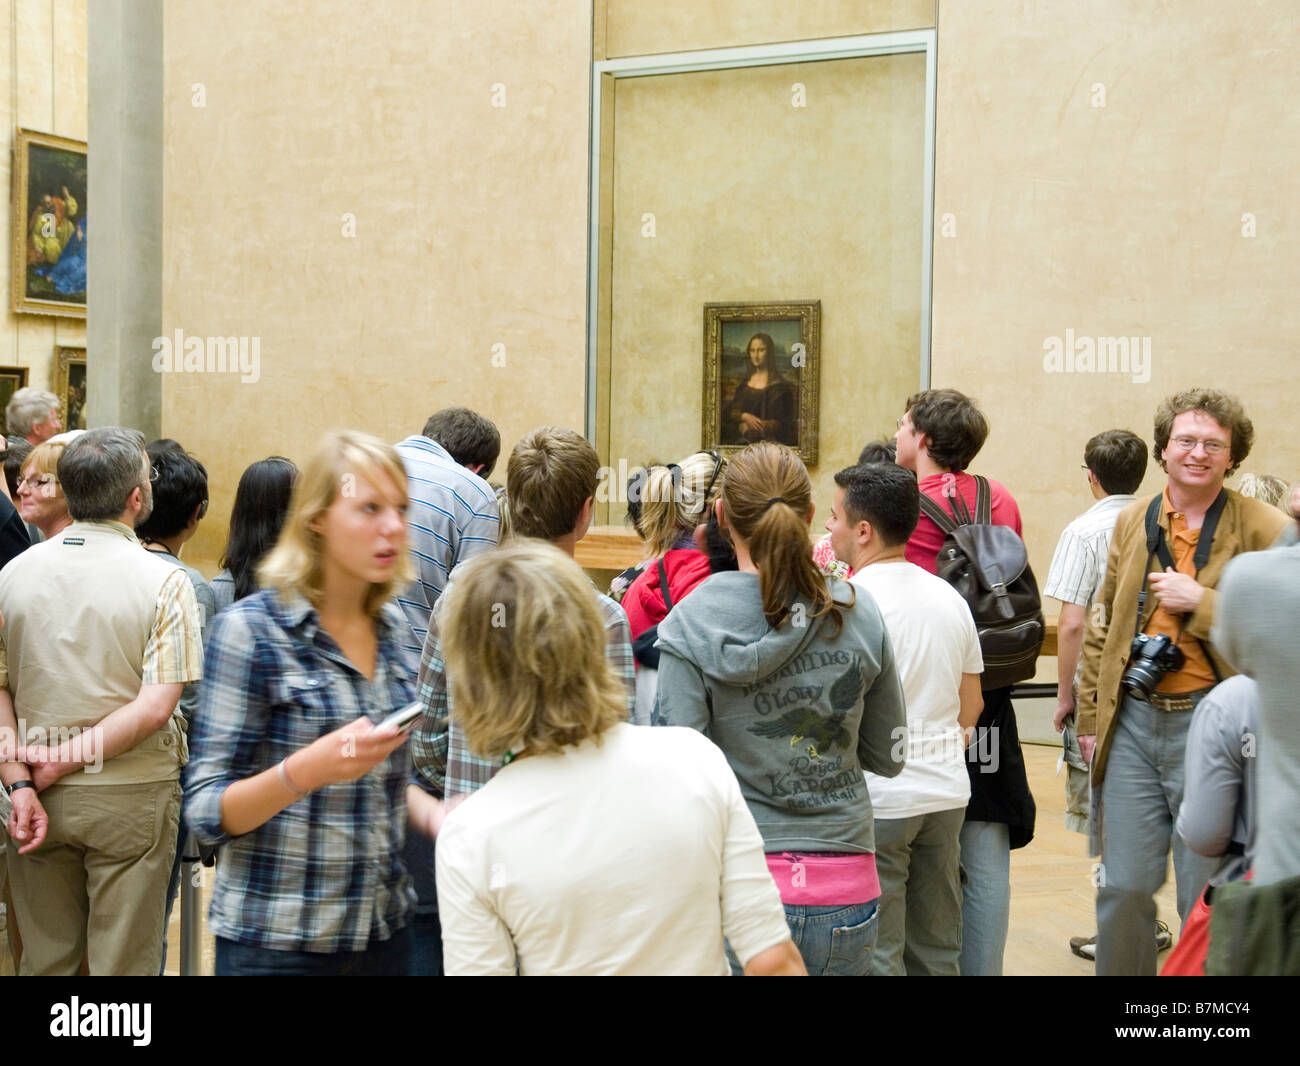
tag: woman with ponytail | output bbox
[653,441,908,976]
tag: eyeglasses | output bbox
[149,466,160,482]
[1169,436,1229,455]
[16,474,57,492]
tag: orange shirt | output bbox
[1142,490,1218,693]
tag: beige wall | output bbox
[157,0,1299,583]
[1,0,87,412]
[602,54,925,525]
[932,0,1300,584]
[600,0,935,57]
[162,0,594,572]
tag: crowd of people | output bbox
[0,383,1294,976]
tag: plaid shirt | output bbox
[184,588,418,953]
[410,578,638,799]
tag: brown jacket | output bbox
[1077,488,1288,785]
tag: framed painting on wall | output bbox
[0,366,30,437]
[703,300,821,465]
[55,347,87,431]
[11,129,88,319]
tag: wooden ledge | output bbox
[575,525,1058,655]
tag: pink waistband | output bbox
[765,852,880,906]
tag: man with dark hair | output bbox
[421,407,501,479]
[826,463,983,975]
[1078,388,1289,976]
[0,427,203,975]
[1044,429,1146,961]
[136,439,215,973]
[893,386,1034,975]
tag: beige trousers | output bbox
[7,780,180,976]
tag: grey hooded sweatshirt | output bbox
[653,571,907,854]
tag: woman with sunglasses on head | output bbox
[653,441,908,976]
[185,431,437,976]
[621,450,726,643]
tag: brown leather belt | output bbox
[1142,689,1211,712]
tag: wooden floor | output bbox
[2,742,1177,977]
[1006,743,1178,976]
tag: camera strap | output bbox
[1137,490,1228,679]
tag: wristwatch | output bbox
[4,780,34,795]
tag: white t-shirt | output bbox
[850,562,982,819]
[435,722,791,975]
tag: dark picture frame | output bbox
[11,128,88,319]
[703,300,821,465]
[0,366,30,437]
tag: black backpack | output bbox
[917,475,1045,691]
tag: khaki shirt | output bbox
[0,521,204,785]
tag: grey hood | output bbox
[656,571,857,686]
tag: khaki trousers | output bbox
[7,780,180,976]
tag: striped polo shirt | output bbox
[393,435,499,659]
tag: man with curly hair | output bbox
[1077,388,1289,976]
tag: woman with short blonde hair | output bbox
[16,438,74,540]
[434,539,802,976]
[185,430,438,976]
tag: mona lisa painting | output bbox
[703,301,820,465]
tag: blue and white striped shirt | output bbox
[393,435,499,658]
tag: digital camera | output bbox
[1122,633,1186,702]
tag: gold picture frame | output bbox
[11,128,88,319]
[703,300,821,465]
[55,347,87,431]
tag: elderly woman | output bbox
[15,437,76,541]
[434,539,802,976]
[185,430,437,976]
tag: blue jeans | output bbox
[215,927,412,976]
[958,820,1010,976]
[782,900,879,976]
[1096,693,1219,976]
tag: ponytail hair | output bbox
[637,451,726,558]
[721,442,845,634]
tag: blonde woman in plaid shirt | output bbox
[185,431,442,976]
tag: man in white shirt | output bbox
[825,461,983,976]
[1043,429,1146,961]
[1046,429,1146,835]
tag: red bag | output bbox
[1161,869,1253,977]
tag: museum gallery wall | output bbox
[597,53,925,525]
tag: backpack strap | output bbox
[974,475,992,524]
[657,557,673,612]
[917,491,957,535]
